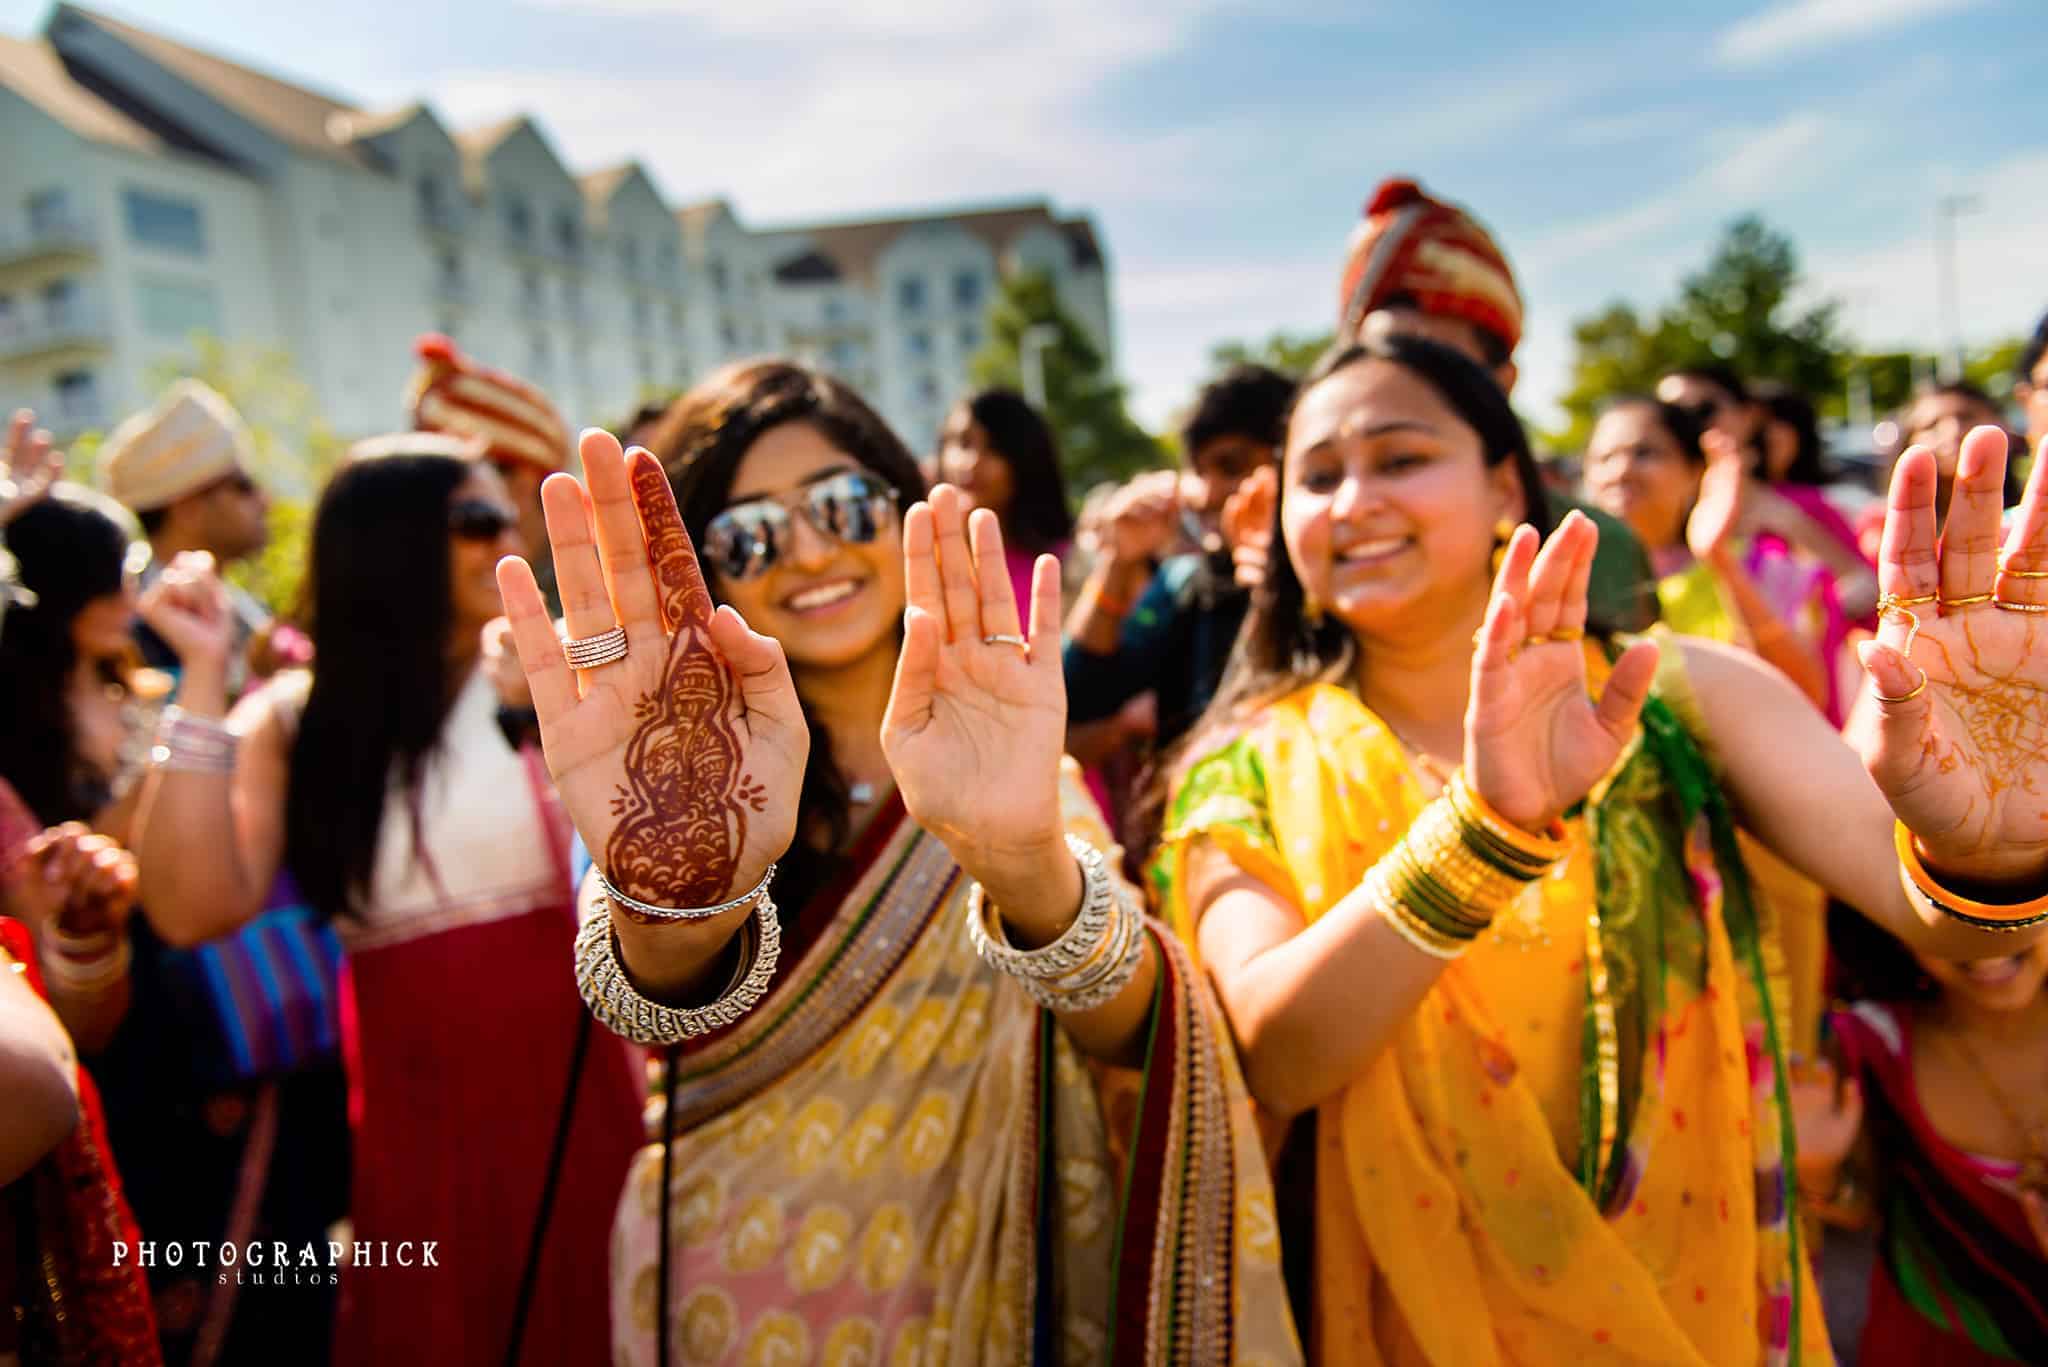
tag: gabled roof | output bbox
[0,30,162,152]
[453,112,525,160]
[336,100,432,144]
[762,200,1103,285]
[49,4,369,167]
[676,197,734,234]
[578,163,636,204]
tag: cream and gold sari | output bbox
[610,767,1301,1365]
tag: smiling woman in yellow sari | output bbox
[1156,335,2048,1365]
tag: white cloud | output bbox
[1712,0,1987,68]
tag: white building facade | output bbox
[0,4,1114,457]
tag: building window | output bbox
[521,270,544,312]
[896,276,926,315]
[503,193,533,246]
[563,280,586,324]
[122,189,203,255]
[554,209,581,257]
[823,296,846,325]
[719,319,738,350]
[27,188,72,236]
[958,322,981,353]
[40,278,81,328]
[709,260,729,294]
[906,329,932,361]
[916,374,940,405]
[436,249,464,294]
[953,270,982,311]
[137,278,221,338]
[620,237,639,274]
[656,242,678,280]
[417,176,452,227]
[53,369,99,423]
[828,339,857,370]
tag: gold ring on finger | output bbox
[1992,598,2048,614]
[1878,591,1937,612]
[1997,552,2048,579]
[1871,670,1928,705]
[981,633,1029,649]
[1940,592,1994,609]
[1877,601,1923,658]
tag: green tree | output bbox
[970,271,1167,494]
[1208,329,1335,379]
[1553,216,1850,449]
[147,335,344,617]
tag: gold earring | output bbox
[1304,593,1324,628]
[1491,519,1516,575]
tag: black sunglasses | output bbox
[703,471,894,582]
[448,498,518,542]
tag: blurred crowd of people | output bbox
[2,174,2046,1367]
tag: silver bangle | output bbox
[965,834,1115,981]
[152,706,237,774]
[41,932,132,993]
[1018,889,1148,1014]
[595,862,776,924]
[574,893,781,1044]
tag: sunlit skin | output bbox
[935,410,1015,521]
[1902,390,2005,488]
[1281,358,1521,648]
[1655,372,1759,454]
[1581,404,1698,558]
[711,424,906,677]
[2024,353,2048,457]
[1180,435,1273,548]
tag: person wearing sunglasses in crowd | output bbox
[496,361,1298,1365]
[1154,333,2048,1363]
[410,333,576,617]
[99,381,305,694]
[124,435,642,1366]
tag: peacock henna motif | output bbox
[602,453,764,911]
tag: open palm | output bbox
[1464,511,1661,832]
[497,431,808,909]
[880,485,1066,878]
[1856,425,2048,883]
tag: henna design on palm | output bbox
[602,457,765,909]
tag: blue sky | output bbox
[13,0,2046,431]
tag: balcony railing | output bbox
[0,218,99,268]
[0,305,111,360]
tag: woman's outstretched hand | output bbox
[1465,511,1661,832]
[881,485,1071,902]
[496,430,808,911]
[1854,425,2048,887]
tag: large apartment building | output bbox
[0,5,1112,455]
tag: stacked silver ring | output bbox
[575,895,781,1044]
[966,833,1147,1013]
[563,625,629,670]
[597,862,776,923]
[151,706,237,773]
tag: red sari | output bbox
[321,671,642,1366]
[0,916,160,1365]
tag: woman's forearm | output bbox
[130,768,269,945]
[0,968,80,1183]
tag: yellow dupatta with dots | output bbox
[1155,646,1830,1366]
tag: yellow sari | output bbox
[1157,650,1830,1365]
[610,765,1302,1365]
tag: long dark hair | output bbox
[955,388,1074,555]
[646,361,926,910]
[285,452,472,922]
[0,487,137,824]
[1198,336,1557,734]
[1751,381,1827,485]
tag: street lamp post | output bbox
[1934,193,1982,381]
[1019,323,1060,411]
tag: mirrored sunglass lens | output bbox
[810,474,888,543]
[706,504,787,579]
[449,502,511,539]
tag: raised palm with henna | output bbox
[495,433,806,919]
[605,458,766,907]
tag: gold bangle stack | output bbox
[1366,772,1569,960]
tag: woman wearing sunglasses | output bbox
[127,434,643,1366]
[496,361,1299,1365]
